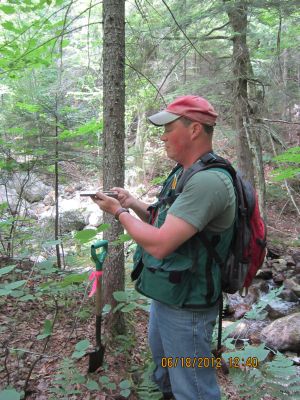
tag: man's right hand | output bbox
[111,187,150,222]
[111,187,136,209]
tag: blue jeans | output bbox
[148,300,221,400]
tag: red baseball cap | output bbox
[148,95,218,126]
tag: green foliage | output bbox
[74,224,110,244]
[0,389,22,400]
[228,351,300,399]
[37,318,53,340]
[271,147,300,181]
[113,289,150,313]
[71,339,90,359]
[49,358,86,399]
[244,286,284,320]
[135,360,162,400]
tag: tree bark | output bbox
[227,0,254,184]
[226,0,266,216]
[103,0,126,335]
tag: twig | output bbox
[161,0,210,63]
[24,297,60,394]
[263,118,300,125]
[7,347,62,359]
[267,225,298,236]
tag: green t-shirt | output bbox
[168,170,236,232]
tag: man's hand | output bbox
[111,187,136,209]
[92,192,121,216]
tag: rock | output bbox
[59,209,86,232]
[267,245,285,259]
[273,273,285,284]
[8,173,51,203]
[279,289,299,303]
[284,278,300,297]
[234,304,252,320]
[256,268,273,280]
[88,213,102,227]
[292,252,300,265]
[258,280,270,293]
[286,255,296,267]
[260,312,300,352]
[43,191,55,206]
[265,304,286,320]
[272,259,288,273]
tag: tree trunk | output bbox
[135,109,146,183]
[226,0,266,216]
[227,0,254,184]
[103,0,126,335]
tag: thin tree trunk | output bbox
[227,0,254,185]
[103,0,126,335]
[227,1,267,214]
[54,111,62,269]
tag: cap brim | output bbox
[148,111,180,126]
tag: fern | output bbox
[136,361,163,400]
[227,349,300,399]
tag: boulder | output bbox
[260,313,300,351]
[8,173,51,203]
[284,278,300,297]
[278,289,299,303]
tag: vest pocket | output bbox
[136,252,194,307]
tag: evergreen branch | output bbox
[161,0,210,63]
[125,58,166,105]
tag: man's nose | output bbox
[160,132,167,141]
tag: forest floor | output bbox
[1,211,298,400]
[1,176,299,399]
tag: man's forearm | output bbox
[118,211,162,257]
[130,198,150,222]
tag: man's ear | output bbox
[190,122,203,140]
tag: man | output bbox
[93,95,236,400]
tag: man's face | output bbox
[160,119,194,163]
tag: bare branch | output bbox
[263,118,300,125]
[161,0,210,63]
[125,58,166,105]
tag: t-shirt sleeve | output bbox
[168,170,235,232]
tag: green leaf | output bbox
[113,291,128,302]
[37,319,53,340]
[5,280,26,290]
[0,289,11,296]
[85,380,99,391]
[120,303,137,313]
[120,389,131,398]
[0,5,15,15]
[16,102,40,113]
[74,229,98,244]
[19,294,35,302]
[99,376,110,385]
[111,233,132,245]
[119,380,131,390]
[75,339,90,352]
[58,273,88,288]
[0,389,21,400]
[2,22,18,32]
[0,265,16,276]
